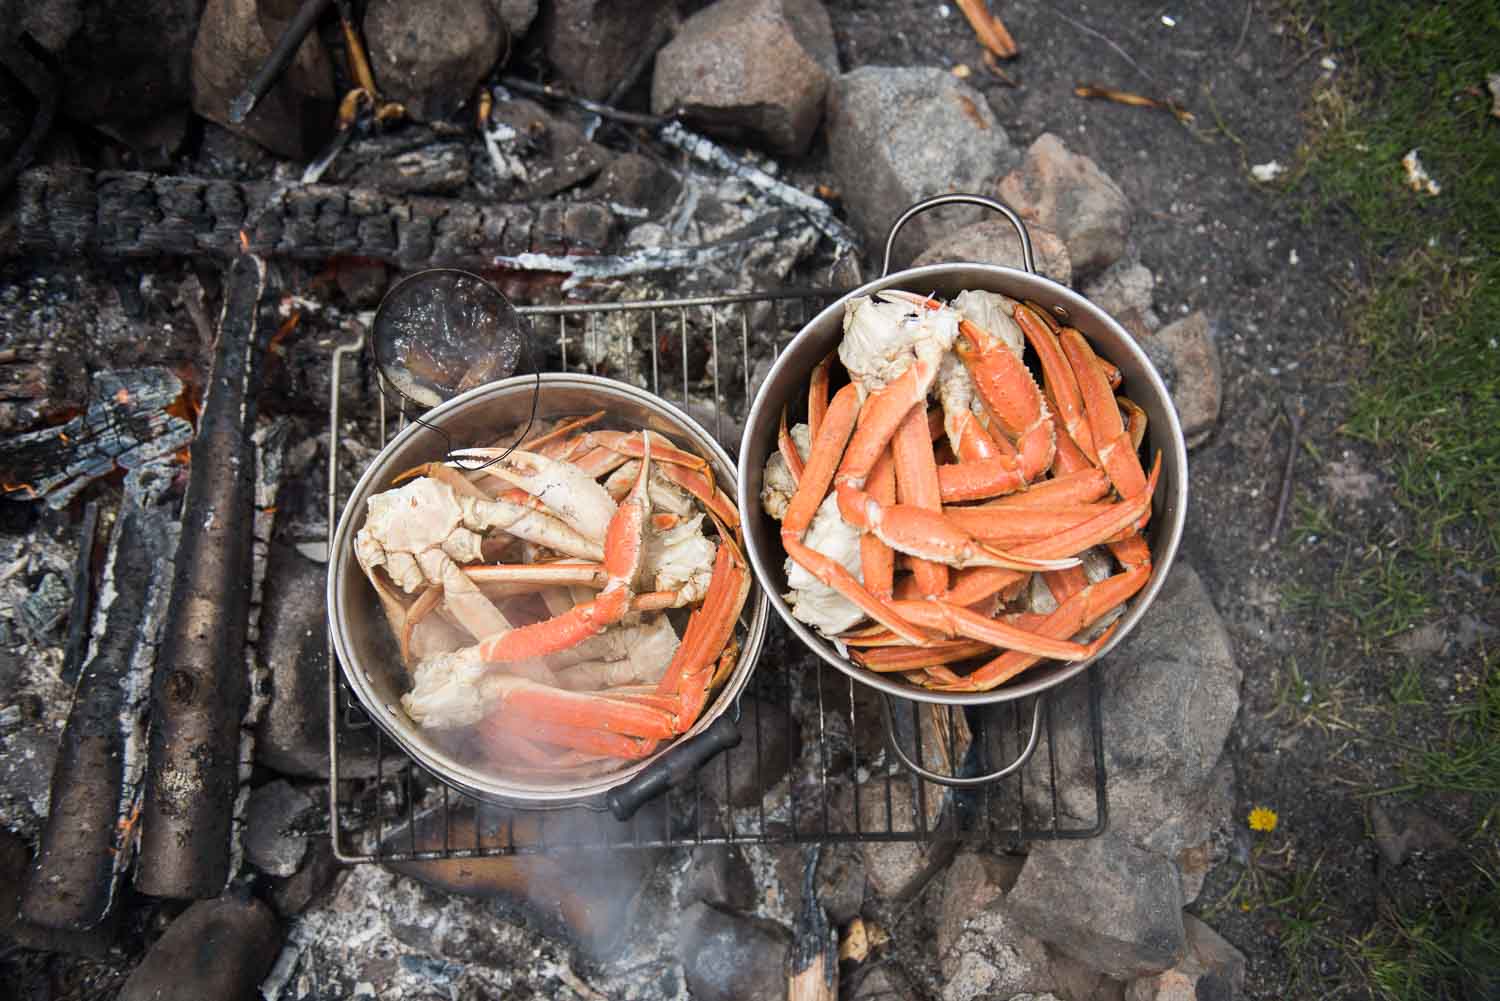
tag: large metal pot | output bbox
[328,373,768,817]
[738,195,1188,772]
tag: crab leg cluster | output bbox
[762,289,1159,691]
[356,419,749,767]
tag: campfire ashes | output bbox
[0,2,1245,1000]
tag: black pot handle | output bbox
[878,692,1044,787]
[880,193,1037,278]
[606,712,742,821]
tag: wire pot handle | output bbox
[878,692,1044,787]
[880,192,1037,278]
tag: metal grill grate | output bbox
[326,288,1107,862]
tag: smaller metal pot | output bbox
[328,373,768,817]
[738,194,1189,780]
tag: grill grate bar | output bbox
[326,289,1106,862]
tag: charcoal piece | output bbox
[22,463,180,931]
[136,254,266,900]
[117,892,282,1001]
[6,167,615,268]
[0,366,192,510]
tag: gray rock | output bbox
[998,133,1132,280]
[686,843,757,910]
[191,0,337,160]
[937,851,1024,957]
[1083,260,1158,338]
[940,909,1052,1001]
[1138,311,1221,448]
[1049,947,1129,1001]
[1125,915,1246,1001]
[541,0,676,102]
[1006,833,1185,981]
[57,0,196,129]
[677,900,790,1001]
[243,779,315,878]
[490,0,538,40]
[366,0,502,122]
[775,842,865,925]
[487,98,612,198]
[849,963,917,999]
[268,837,340,917]
[850,775,957,900]
[587,152,682,216]
[118,893,282,1001]
[915,218,1074,287]
[1172,753,1235,906]
[19,0,83,52]
[651,0,837,157]
[255,543,381,778]
[710,695,801,808]
[826,66,1019,265]
[1024,561,1241,853]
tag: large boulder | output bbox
[365,0,503,122]
[677,901,790,1001]
[191,0,337,160]
[1125,915,1246,1001]
[540,0,676,102]
[826,66,1019,265]
[1005,832,1186,981]
[1139,310,1222,448]
[998,133,1132,281]
[651,0,838,157]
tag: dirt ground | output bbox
[825,2,1473,997]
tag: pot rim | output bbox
[738,262,1189,706]
[328,372,769,807]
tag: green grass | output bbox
[1279,3,1500,997]
[1292,0,1500,581]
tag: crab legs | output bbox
[358,422,750,764]
[769,289,1159,691]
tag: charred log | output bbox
[4,167,616,267]
[135,254,266,900]
[787,845,837,1001]
[22,464,181,930]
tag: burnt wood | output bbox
[135,253,266,900]
[4,167,615,268]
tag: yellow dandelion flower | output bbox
[1248,806,1279,832]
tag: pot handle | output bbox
[880,193,1036,278]
[878,693,1043,787]
[606,712,741,821]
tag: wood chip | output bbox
[1074,83,1194,124]
[955,0,1018,58]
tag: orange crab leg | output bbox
[933,565,1149,692]
[651,540,751,733]
[778,407,804,484]
[853,639,991,671]
[860,447,897,600]
[893,404,949,595]
[808,352,832,439]
[889,599,1106,661]
[781,383,930,646]
[1059,328,1149,503]
[476,437,652,662]
[956,318,1056,482]
[1014,303,1098,463]
[974,467,1110,509]
[942,502,1120,545]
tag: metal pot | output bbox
[328,373,768,818]
[737,194,1188,777]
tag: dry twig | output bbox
[1074,83,1195,124]
[1266,402,1303,546]
[955,0,1019,58]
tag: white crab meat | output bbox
[838,293,959,394]
[462,448,618,542]
[784,492,865,636]
[642,513,717,605]
[604,460,698,517]
[356,477,486,594]
[553,614,681,691]
[761,422,810,520]
[952,289,1023,359]
[403,649,556,729]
